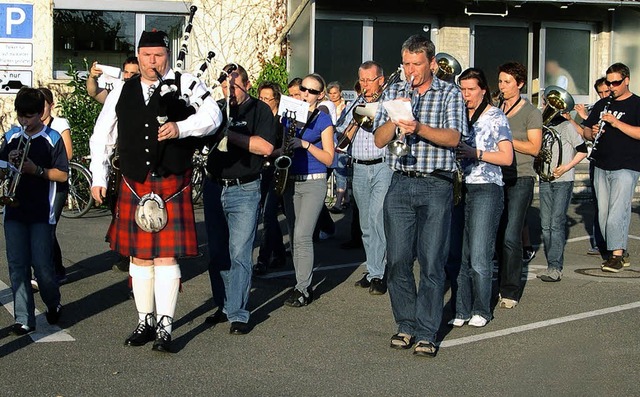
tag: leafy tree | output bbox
[57,59,102,159]
[249,56,288,97]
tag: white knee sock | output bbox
[129,263,155,324]
[154,265,181,334]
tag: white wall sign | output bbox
[0,70,31,94]
[0,42,32,66]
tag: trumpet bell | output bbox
[388,139,410,157]
[352,102,378,130]
[435,53,462,81]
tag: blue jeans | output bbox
[497,176,534,301]
[352,161,393,280]
[333,153,350,191]
[456,183,503,321]
[593,167,640,251]
[384,172,452,343]
[539,181,574,271]
[283,178,326,292]
[203,178,261,323]
[5,221,60,328]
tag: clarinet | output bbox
[587,92,614,161]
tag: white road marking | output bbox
[0,281,75,342]
[440,300,640,348]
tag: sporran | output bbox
[135,192,168,233]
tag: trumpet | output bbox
[386,76,414,157]
[0,132,31,207]
[335,67,404,152]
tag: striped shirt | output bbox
[336,98,386,161]
[373,76,468,173]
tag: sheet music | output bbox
[278,95,310,124]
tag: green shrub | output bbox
[57,59,102,159]
[249,56,288,97]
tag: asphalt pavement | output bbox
[0,198,639,397]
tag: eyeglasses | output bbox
[358,76,382,84]
[605,79,625,87]
[299,85,322,95]
[259,96,275,102]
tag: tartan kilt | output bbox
[108,170,197,260]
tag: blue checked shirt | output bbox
[336,98,386,161]
[373,76,468,173]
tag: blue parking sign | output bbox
[0,4,33,39]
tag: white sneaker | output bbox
[499,298,518,309]
[447,318,469,327]
[468,315,488,327]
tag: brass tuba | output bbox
[533,85,575,182]
[434,53,462,82]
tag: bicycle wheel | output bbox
[191,166,205,204]
[61,162,95,218]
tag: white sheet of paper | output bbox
[278,95,310,124]
[382,99,414,123]
[96,64,122,90]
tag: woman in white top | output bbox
[39,88,72,283]
[450,69,513,327]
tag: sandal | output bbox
[390,333,414,350]
[413,340,437,357]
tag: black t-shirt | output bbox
[584,93,640,171]
[206,97,277,179]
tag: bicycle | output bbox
[62,158,94,218]
[191,146,208,204]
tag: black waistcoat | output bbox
[116,76,194,183]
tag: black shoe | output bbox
[602,255,624,273]
[284,288,312,307]
[354,273,371,288]
[229,321,251,335]
[46,304,62,325]
[10,323,35,336]
[204,309,228,325]
[369,278,387,295]
[151,321,173,353]
[341,240,364,250]
[125,319,155,346]
[113,256,130,272]
[253,261,268,276]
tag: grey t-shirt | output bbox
[503,99,543,179]
[546,120,585,183]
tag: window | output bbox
[472,24,530,98]
[541,25,592,97]
[53,8,186,79]
[373,22,430,79]
[314,16,434,92]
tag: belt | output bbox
[208,173,260,187]
[352,157,385,166]
[396,170,454,183]
[291,172,327,181]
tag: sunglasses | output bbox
[299,85,322,95]
[605,78,625,87]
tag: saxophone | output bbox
[273,111,297,196]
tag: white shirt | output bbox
[89,69,222,188]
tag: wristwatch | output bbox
[36,166,45,177]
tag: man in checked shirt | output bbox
[374,34,468,358]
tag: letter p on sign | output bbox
[0,4,33,39]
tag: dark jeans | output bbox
[385,172,452,343]
[497,176,534,301]
[589,161,606,252]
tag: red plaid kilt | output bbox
[107,170,197,260]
